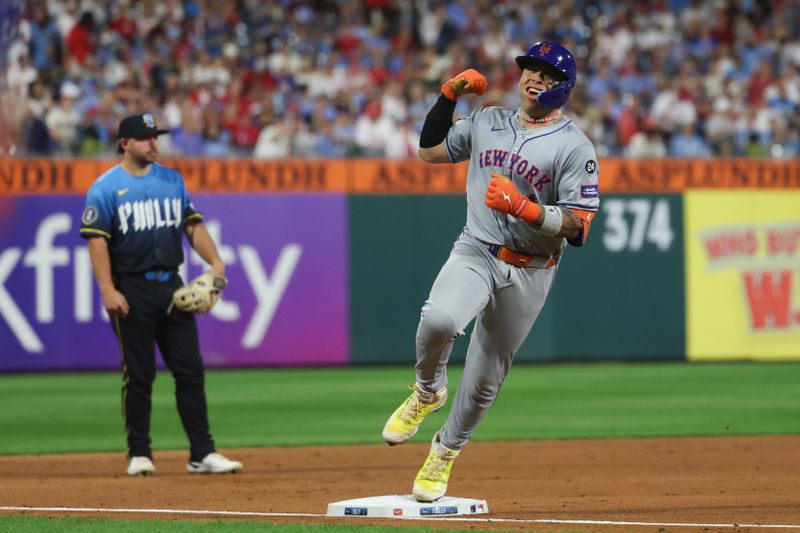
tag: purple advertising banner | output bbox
[0,194,349,371]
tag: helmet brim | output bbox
[515,56,569,82]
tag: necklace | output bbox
[516,111,562,126]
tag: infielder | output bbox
[80,113,242,476]
[382,41,600,501]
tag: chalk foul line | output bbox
[1,506,799,529]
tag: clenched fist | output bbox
[484,173,541,224]
[441,69,488,101]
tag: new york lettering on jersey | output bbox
[444,106,597,255]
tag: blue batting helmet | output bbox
[515,41,577,109]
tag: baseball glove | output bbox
[169,272,227,313]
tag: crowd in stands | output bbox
[3,0,800,159]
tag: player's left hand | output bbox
[484,172,540,224]
[441,69,488,100]
[169,272,227,313]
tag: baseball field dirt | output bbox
[2,435,798,532]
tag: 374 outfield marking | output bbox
[2,506,800,529]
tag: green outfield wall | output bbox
[3,182,797,371]
[349,194,685,364]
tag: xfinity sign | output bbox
[0,195,349,371]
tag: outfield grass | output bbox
[0,516,522,533]
[0,362,798,455]
[1,362,798,532]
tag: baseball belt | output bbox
[143,270,175,282]
[478,240,560,269]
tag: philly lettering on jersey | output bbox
[444,106,599,256]
[79,162,203,274]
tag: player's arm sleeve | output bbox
[555,143,600,247]
[443,108,481,163]
[79,184,114,240]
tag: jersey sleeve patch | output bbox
[580,184,598,198]
[81,206,99,225]
[585,160,597,174]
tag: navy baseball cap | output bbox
[116,113,170,153]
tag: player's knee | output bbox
[417,307,458,345]
[470,380,499,404]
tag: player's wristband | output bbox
[419,95,457,148]
[515,200,563,235]
[539,205,563,236]
[513,198,541,225]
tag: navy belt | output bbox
[143,270,174,282]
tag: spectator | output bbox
[253,112,292,159]
[6,52,37,96]
[27,2,62,75]
[65,11,96,66]
[45,81,81,154]
[171,106,205,156]
[108,0,137,42]
[201,117,233,158]
[384,117,419,159]
[626,122,667,158]
[4,0,800,158]
[669,123,712,157]
[353,99,394,157]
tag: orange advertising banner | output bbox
[1,157,799,195]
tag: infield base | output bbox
[326,494,489,518]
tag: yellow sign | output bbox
[686,191,800,360]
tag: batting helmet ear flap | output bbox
[536,78,575,109]
[515,40,577,109]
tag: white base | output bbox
[326,494,488,518]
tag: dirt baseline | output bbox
[1,435,799,532]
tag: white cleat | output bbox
[187,452,243,474]
[127,456,156,476]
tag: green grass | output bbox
[0,516,526,533]
[0,362,798,455]
[1,362,798,533]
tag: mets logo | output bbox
[539,43,552,55]
[142,113,156,128]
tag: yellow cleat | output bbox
[413,432,460,502]
[382,384,447,446]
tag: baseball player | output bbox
[382,41,599,501]
[80,113,242,476]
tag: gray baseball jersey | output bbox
[414,106,600,450]
[446,106,599,255]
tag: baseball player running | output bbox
[382,41,599,501]
[80,113,242,476]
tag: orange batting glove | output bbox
[441,69,488,101]
[484,173,541,224]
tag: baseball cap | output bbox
[116,113,170,153]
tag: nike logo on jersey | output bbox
[490,126,506,132]
[117,188,130,196]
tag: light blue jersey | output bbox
[79,162,203,274]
